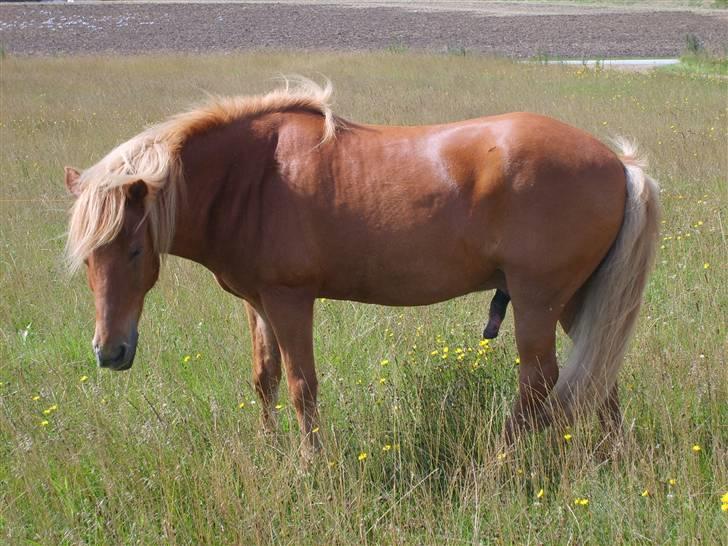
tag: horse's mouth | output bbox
[108,359,133,372]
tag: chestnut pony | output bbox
[65,80,659,454]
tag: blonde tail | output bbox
[550,139,661,422]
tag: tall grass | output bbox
[670,34,728,76]
[1,52,726,544]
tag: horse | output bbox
[64,79,660,456]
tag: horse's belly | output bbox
[318,250,497,306]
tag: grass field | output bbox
[1,52,726,544]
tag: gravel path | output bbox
[1,2,726,58]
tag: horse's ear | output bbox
[64,166,82,197]
[124,180,148,203]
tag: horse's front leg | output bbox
[244,302,282,434]
[260,287,320,458]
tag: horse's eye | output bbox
[129,248,142,260]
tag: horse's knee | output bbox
[286,369,318,407]
[254,359,282,398]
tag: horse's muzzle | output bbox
[94,330,138,371]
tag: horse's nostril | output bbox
[113,344,126,363]
[97,344,128,368]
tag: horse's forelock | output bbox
[66,182,127,273]
[66,131,180,273]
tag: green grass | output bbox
[1,52,726,544]
[667,52,728,76]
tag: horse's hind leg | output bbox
[245,302,282,433]
[483,289,510,339]
[504,297,560,442]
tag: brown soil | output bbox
[1,2,726,58]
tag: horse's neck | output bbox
[168,117,278,271]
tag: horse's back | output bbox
[269,111,627,305]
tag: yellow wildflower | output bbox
[312,427,320,433]
[39,420,49,427]
[379,377,387,384]
[275,403,284,410]
[42,404,58,416]
[382,444,392,452]
[668,478,676,486]
[692,444,702,453]
[641,489,650,497]
[703,263,710,270]
[564,433,573,442]
[721,492,728,504]
[182,355,191,363]
[238,402,245,409]
[721,503,728,513]
[380,359,389,366]
[32,395,40,401]
[358,452,367,462]
[515,357,521,365]
[574,498,589,506]
[80,375,89,383]
[537,488,544,499]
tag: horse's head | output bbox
[65,166,160,371]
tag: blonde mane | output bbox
[66,78,335,272]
